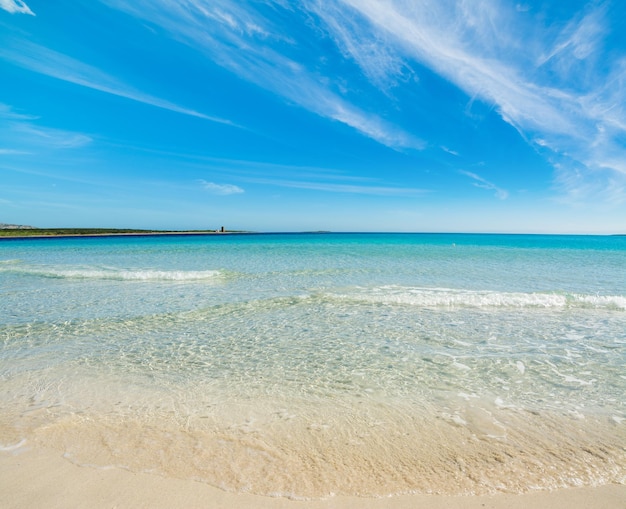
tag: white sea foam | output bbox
[329,286,626,310]
[0,263,223,281]
[575,294,626,310]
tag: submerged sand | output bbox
[1,446,625,509]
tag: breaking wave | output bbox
[0,261,223,281]
[327,286,626,310]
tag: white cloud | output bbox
[0,103,38,120]
[538,7,604,68]
[0,105,93,152]
[15,125,93,149]
[441,146,459,156]
[0,39,235,126]
[308,1,412,91]
[93,0,626,199]
[100,0,422,150]
[460,170,509,200]
[324,96,424,149]
[0,148,30,155]
[0,0,34,15]
[200,180,245,195]
[246,176,427,196]
[336,0,578,136]
[326,0,626,196]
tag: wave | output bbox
[326,286,626,311]
[0,261,223,281]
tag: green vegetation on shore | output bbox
[0,228,231,238]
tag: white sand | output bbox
[1,446,624,509]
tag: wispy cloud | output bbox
[200,180,245,195]
[460,170,508,200]
[553,159,626,206]
[99,0,626,196]
[332,1,578,136]
[100,0,423,150]
[246,176,427,196]
[0,148,30,155]
[537,6,604,74]
[0,38,235,126]
[14,125,93,149]
[308,1,413,91]
[441,146,459,156]
[168,151,426,196]
[327,0,626,193]
[0,103,38,121]
[1,103,92,152]
[0,0,34,15]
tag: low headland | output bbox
[0,226,244,238]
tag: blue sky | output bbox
[1,0,625,233]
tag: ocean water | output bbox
[1,232,625,497]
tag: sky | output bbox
[1,0,625,233]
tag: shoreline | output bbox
[1,446,624,509]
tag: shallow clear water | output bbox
[1,233,625,497]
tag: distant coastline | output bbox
[0,228,248,239]
[1,227,624,239]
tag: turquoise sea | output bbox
[1,233,625,497]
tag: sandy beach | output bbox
[2,234,625,507]
[1,446,624,509]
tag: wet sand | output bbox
[1,446,624,509]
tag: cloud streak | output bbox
[246,176,427,196]
[325,0,626,192]
[0,38,235,126]
[15,125,93,149]
[0,148,30,155]
[0,0,34,15]
[460,170,508,200]
[200,180,245,195]
[100,0,423,150]
[98,0,626,199]
[0,103,38,120]
[1,104,93,152]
